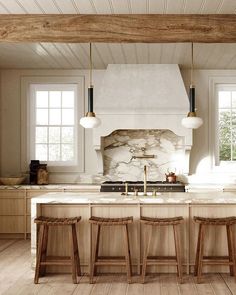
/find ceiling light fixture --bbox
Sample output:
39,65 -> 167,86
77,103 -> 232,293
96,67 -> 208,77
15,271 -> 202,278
181,43 -> 203,129
80,43 -> 101,129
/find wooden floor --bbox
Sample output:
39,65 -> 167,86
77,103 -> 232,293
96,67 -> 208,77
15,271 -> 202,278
1,240 -> 236,295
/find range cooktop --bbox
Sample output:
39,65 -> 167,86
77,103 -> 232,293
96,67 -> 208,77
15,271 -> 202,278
100,181 -> 185,192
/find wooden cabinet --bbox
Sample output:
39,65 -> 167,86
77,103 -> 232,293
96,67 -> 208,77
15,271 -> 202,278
0,190 -> 25,238
0,186 -> 98,239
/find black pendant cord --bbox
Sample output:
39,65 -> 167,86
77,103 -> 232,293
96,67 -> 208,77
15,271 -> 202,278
88,43 -> 94,114
189,86 -> 195,113
189,43 -> 195,113
88,87 -> 93,113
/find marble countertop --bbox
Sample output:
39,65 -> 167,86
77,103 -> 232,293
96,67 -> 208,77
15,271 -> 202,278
1,183 -> 236,192
31,191 -> 236,205
0,184 -> 100,190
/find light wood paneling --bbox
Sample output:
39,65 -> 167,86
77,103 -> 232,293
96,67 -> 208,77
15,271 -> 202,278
0,190 -> 25,199
0,0 -> 235,15
0,216 -> 24,233
26,215 -> 31,233
0,198 -> 24,215
0,42 -> 236,69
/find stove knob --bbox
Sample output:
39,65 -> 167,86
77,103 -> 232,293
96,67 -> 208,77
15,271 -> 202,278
112,187 -> 115,191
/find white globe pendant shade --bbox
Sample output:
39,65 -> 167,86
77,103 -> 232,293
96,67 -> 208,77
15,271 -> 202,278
181,115 -> 203,129
80,114 -> 101,129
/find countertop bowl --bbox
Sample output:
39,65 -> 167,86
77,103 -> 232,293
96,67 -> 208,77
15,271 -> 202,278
0,176 -> 25,185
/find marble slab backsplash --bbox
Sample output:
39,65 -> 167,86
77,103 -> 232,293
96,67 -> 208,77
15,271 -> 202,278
102,129 -> 185,181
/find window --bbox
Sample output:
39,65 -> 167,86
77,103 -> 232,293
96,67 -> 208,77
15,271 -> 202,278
216,85 -> 236,163
21,76 -> 84,174
30,84 -> 78,166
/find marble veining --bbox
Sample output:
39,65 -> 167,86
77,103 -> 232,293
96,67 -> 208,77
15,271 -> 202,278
103,129 -> 185,181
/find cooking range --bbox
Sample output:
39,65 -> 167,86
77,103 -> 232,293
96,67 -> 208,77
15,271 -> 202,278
100,181 -> 185,193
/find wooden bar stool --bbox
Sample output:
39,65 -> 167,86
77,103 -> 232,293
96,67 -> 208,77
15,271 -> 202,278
34,216 -> 81,284
141,216 -> 184,284
89,216 -> 133,284
194,216 -> 236,283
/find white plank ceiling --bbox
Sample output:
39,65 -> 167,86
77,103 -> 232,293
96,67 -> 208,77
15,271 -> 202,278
0,0 -> 235,69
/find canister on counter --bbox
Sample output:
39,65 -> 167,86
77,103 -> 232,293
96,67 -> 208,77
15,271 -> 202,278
37,164 -> 49,185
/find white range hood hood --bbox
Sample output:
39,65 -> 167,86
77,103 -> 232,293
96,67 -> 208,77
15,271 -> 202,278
93,64 -> 192,174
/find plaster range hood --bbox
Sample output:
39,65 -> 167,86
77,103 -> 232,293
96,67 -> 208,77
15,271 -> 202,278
93,64 -> 192,174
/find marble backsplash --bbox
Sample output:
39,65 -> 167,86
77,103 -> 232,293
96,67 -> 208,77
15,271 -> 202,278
102,129 -> 185,181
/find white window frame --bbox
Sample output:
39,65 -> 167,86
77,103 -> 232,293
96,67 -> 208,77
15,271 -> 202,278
209,76 -> 236,173
21,76 -> 85,173
30,83 -> 78,166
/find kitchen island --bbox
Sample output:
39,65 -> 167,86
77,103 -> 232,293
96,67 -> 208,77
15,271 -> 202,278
31,191 -> 236,274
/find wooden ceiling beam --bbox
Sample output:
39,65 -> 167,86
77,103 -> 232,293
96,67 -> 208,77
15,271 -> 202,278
0,14 -> 236,43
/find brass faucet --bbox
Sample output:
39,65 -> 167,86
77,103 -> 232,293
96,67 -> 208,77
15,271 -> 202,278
144,165 -> 147,196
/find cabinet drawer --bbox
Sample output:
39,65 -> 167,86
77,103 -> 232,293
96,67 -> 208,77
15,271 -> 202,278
0,216 -> 24,233
0,190 -> 25,199
0,199 -> 24,215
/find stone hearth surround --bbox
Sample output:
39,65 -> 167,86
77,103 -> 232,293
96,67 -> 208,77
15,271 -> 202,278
92,64 -> 192,177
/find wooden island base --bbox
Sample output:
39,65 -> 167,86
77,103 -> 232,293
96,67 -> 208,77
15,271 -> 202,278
31,192 -> 236,275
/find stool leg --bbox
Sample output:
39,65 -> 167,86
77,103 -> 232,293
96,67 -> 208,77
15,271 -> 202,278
94,225 -> 101,276
40,225 -> 48,276
197,224 -> 205,284
34,224 -> 45,284
227,225 -> 234,276
90,224 -> 100,284
123,224 -> 132,284
228,224 -> 236,281
194,224 -> 202,276
72,224 -> 81,277
69,225 -> 78,284
173,224 -> 183,284
141,224 -> 152,284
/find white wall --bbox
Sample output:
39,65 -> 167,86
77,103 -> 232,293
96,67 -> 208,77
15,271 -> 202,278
1,68 -> 236,184
0,69 -> 105,183
182,69 -> 236,184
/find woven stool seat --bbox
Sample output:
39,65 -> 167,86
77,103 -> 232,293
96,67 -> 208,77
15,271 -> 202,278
34,216 -> 81,225
194,216 -> 236,225
89,216 -> 133,225
141,216 -> 184,226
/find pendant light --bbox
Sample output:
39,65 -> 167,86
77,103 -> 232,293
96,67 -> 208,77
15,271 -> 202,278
80,43 -> 101,129
181,43 -> 203,129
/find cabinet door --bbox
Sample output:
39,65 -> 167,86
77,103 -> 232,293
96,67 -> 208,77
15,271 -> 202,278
0,190 -> 25,233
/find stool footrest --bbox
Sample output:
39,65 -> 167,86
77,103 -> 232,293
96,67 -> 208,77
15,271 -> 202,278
202,255 -> 233,265
40,256 -> 72,266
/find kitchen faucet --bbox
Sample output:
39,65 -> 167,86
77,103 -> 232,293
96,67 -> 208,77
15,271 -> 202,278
144,165 -> 147,196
